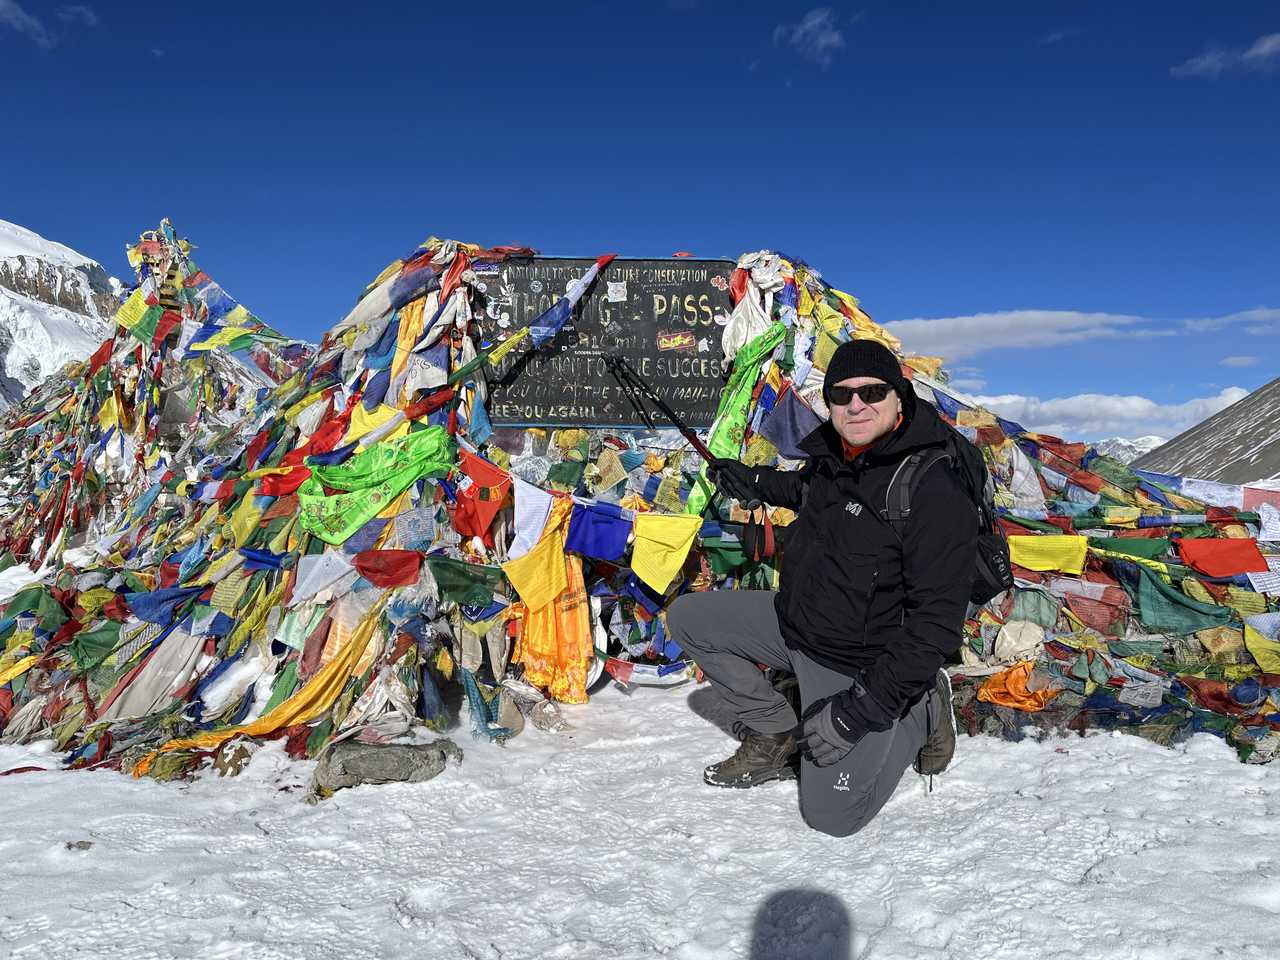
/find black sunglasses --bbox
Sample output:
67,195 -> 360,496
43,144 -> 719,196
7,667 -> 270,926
826,382 -> 894,406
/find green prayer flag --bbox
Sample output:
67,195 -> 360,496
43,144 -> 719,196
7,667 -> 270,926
262,660 -> 300,714
686,322 -> 787,516
298,426 -> 455,545
425,555 -> 506,608
3,586 -> 68,631
69,620 -> 123,670
1089,456 -> 1140,492
1136,566 -> 1231,635
1089,536 -> 1170,561
1011,588 -> 1061,628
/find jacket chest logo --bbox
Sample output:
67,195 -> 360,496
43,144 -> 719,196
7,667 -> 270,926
844,501 -> 862,517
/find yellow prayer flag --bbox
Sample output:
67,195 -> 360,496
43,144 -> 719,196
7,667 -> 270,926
1102,507 -> 1142,528
485,328 -> 530,368
223,305 -> 253,326
957,409 -> 997,428
227,494 -> 264,548
1008,535 -> 1088,575
113,288 -> 149,330
0,655 -> 38,688
187,325 -> 253,352
904,356 -> 945,378
1227,587 -> 1268,619
344,402 -> 408,447
502,512 -> 569,610
98,395 -> 119,431
283,389 -> 326,423
631,514 -> 702,593
391,295 -> 429,385
1244,624 -> 1280,674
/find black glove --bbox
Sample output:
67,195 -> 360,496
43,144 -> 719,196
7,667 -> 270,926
708,458 -> 761,505
800,673 -> 895,767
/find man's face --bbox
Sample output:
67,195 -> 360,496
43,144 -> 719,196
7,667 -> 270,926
829,376 -> 902,447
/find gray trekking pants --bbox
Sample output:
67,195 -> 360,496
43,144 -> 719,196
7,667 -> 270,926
668,590 -> 936,838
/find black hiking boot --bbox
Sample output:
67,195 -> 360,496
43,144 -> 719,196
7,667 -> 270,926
914,669 -> 956,777
704,729 -> 797,788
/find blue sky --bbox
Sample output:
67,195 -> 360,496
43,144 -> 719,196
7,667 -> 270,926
2,1 -> 1276,440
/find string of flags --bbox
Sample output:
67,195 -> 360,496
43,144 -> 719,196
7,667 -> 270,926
0,224 -> 1276,784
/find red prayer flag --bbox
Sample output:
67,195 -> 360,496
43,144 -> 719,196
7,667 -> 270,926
451,449 -> 511,544
259,468 -> 310,497
85,338 -> 115,376
352,550 -> 423,588
1175,537 -> 1268,577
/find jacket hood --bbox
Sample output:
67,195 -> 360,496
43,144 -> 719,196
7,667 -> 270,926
797,387 -> 951,466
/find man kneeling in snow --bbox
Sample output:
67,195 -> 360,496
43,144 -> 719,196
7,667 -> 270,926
668,341 -> 976,837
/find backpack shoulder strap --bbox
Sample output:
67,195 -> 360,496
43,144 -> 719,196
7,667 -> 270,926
882,448 -> 952,536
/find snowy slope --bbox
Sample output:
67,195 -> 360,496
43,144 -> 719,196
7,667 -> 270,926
1092,435 -> 1165,464
1135,376 -> 1280,483
0,220 -> 120,405
0,219 -> 100,267
0,684 -> 1276,960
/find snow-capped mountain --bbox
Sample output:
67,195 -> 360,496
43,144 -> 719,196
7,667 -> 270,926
1135,377 -> 1280,483
0,219 -> 122,406
1092,435 -> 1166,464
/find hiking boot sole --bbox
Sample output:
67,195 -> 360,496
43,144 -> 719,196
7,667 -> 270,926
704,757 -> 799,789
914,669 -> 957,777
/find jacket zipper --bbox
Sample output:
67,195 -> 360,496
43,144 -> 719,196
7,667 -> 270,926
862,569 -> 878,645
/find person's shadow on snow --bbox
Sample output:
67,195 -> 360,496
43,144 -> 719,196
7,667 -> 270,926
749,888 -> 852,960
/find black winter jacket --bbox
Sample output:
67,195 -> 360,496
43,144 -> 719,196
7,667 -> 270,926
750,395 -> 977,717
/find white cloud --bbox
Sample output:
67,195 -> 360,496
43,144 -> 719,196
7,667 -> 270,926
1219,355 -> 1260,368
884,305 -> 1279,362
57,4 -> 97,27
773,8 -> 848,67
1182,306 -> 1280,332
1172,32 -> 1280,77
0,0 -> 51,47
945,364 -> 987,391
970,387 -> 1249,441
883,309 -> 1165,362
1039,27 -> 1080,46
1244,32 -> 1280,63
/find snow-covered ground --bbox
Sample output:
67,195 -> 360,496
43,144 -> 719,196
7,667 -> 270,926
1,678 -> 1276,960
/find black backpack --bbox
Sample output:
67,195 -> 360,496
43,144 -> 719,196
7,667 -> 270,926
879,424 -> 1013,605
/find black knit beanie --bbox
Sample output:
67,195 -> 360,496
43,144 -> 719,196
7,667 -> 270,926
822,339 -> 910,402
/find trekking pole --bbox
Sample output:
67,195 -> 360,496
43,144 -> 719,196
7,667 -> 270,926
604,355 -> 715,464
605,355 -> 773,561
